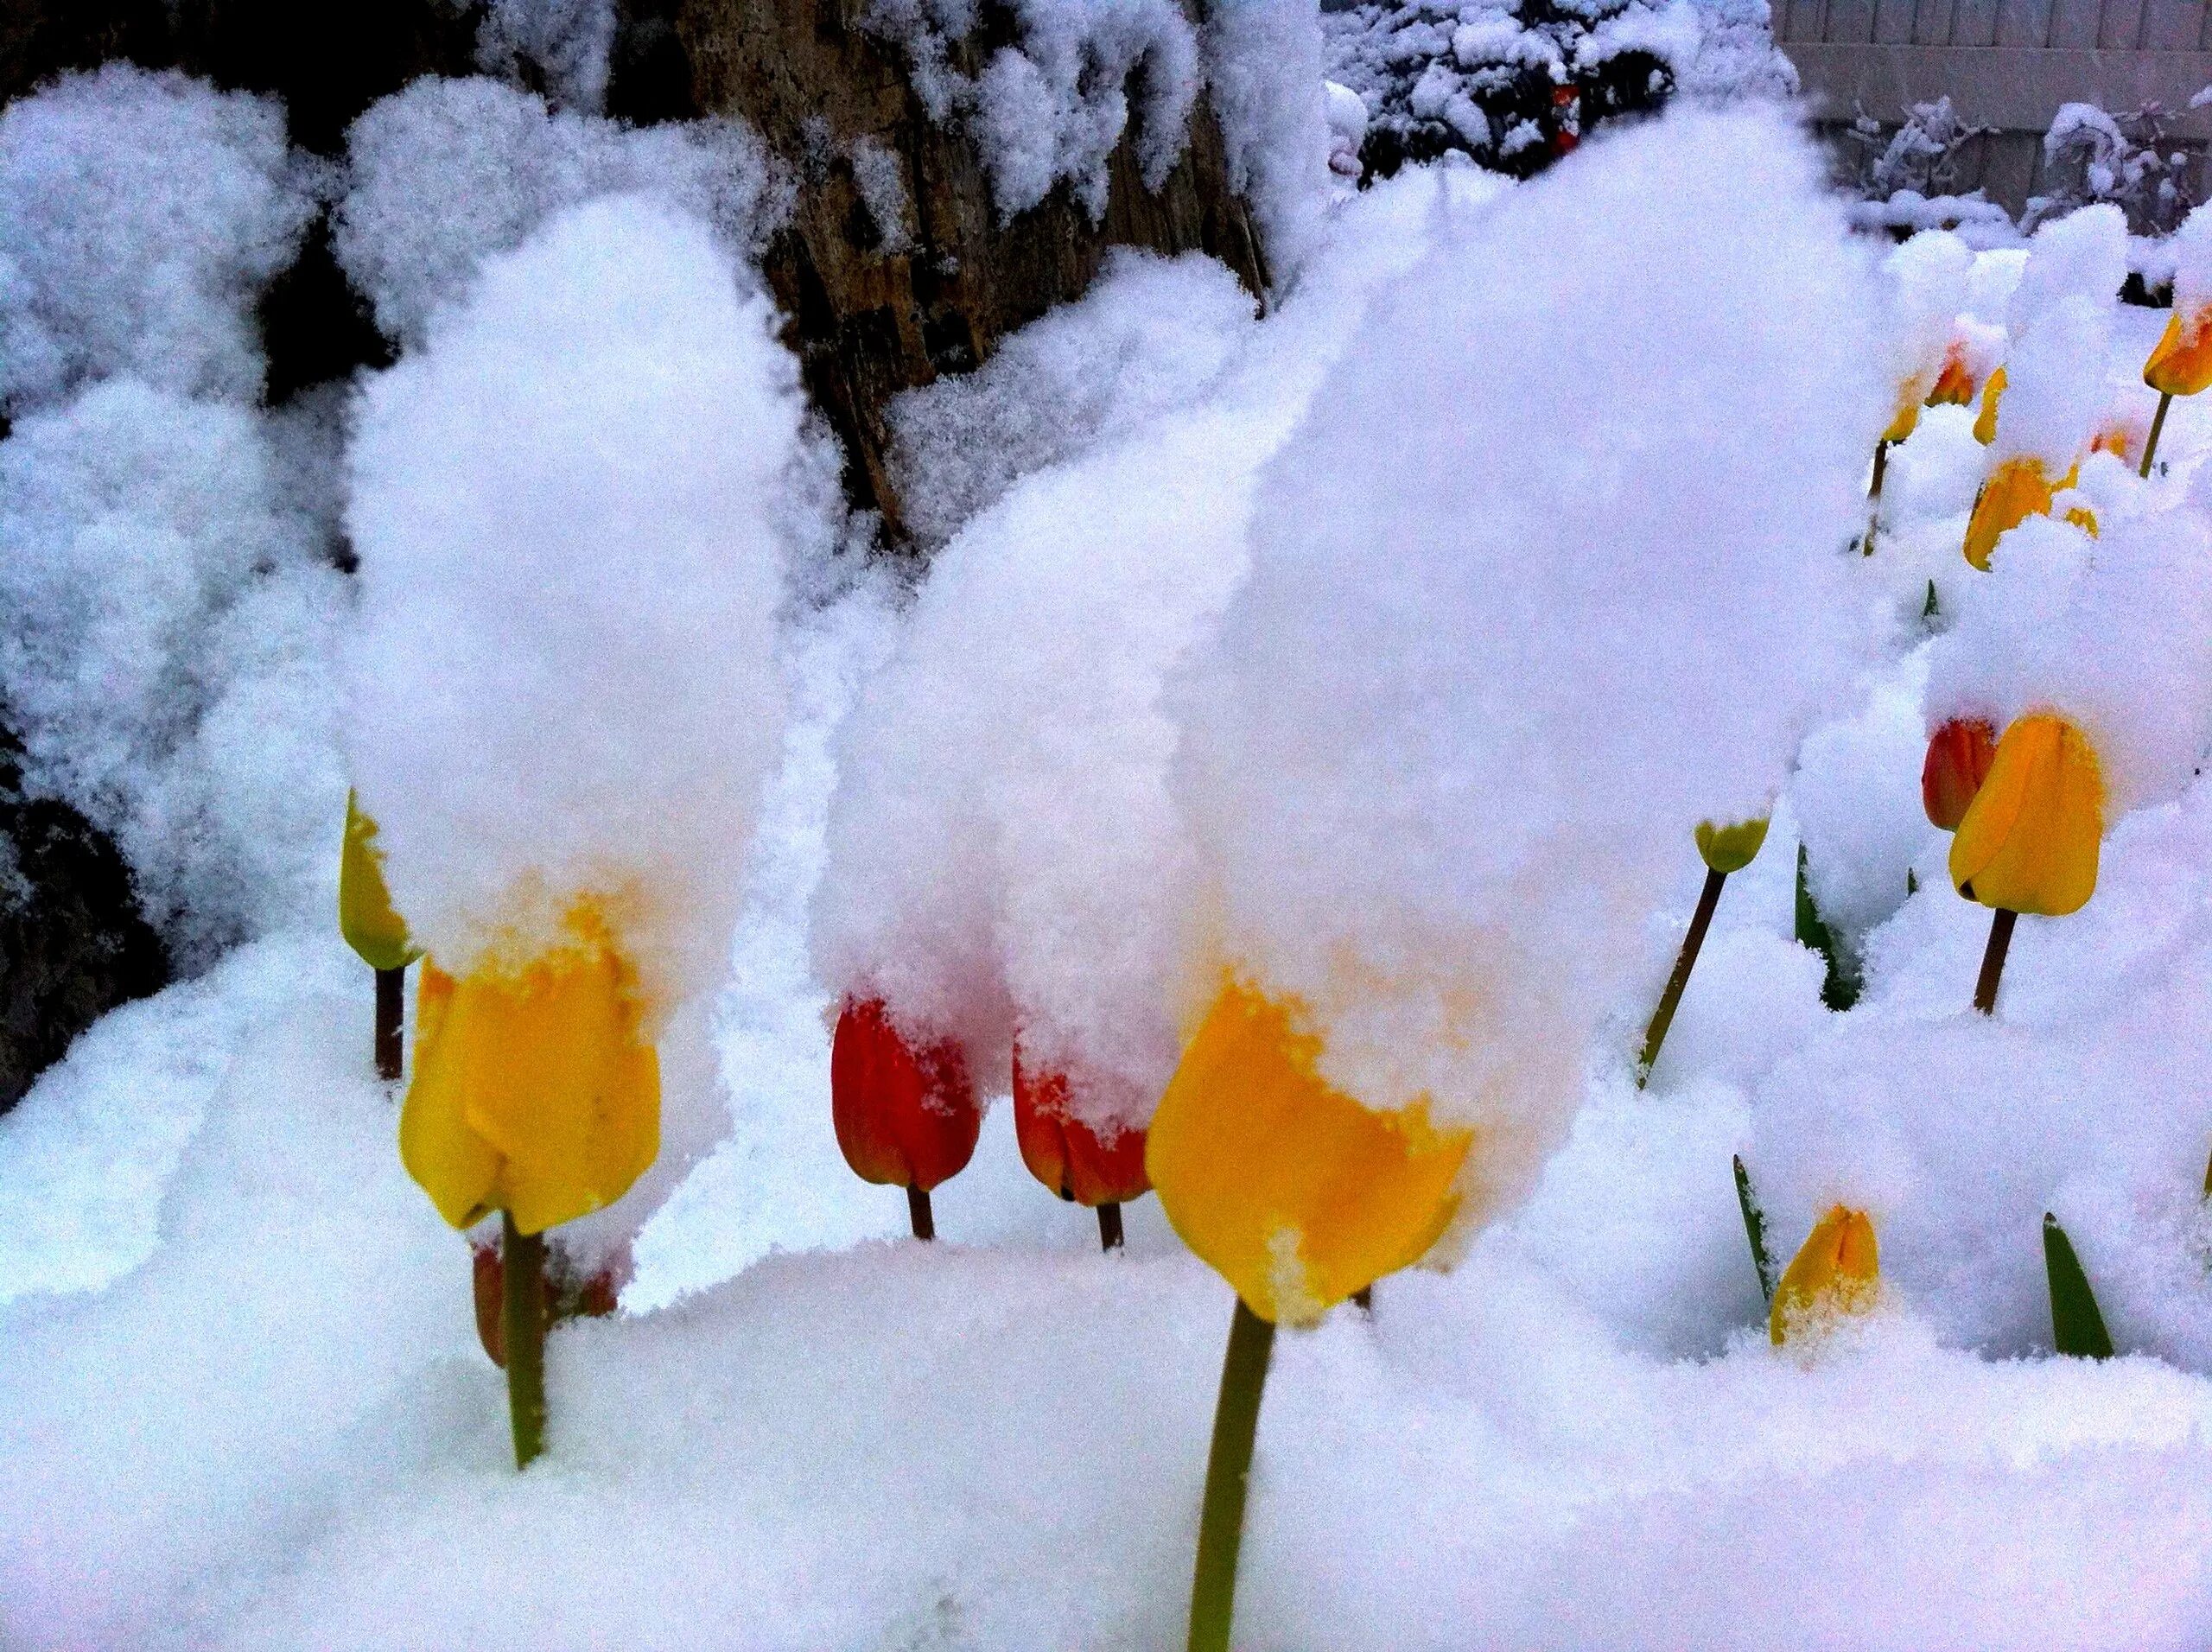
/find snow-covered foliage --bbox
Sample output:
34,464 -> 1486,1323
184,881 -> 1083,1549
334,77 -> 785,350
2027,98 -> 2196,237
1320,0 -> 1791,181
344,194 -> 805,1017
0,65 -> 319,416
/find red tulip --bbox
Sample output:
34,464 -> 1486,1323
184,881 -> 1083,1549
1923,717 -> 1999,832
1012,1044 -> 1151,1208
831,996 -> 980,1193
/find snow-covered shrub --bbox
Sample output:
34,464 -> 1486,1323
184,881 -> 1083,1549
1849,97 -> 1991,205
2026,99 -> 2196,237
1169,106 -> 1881,1241
334,77 -> 786,350
0,383 -> 346,963
0,65 -> 321,416
1321,0 -> 1790,182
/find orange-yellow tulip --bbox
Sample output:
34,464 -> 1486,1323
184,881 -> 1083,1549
1926,343 -> 1975,406
1963,456 -> 2057,570
1881,382 -> 1923,446
400,903 -> 659,1235
1770,1205 -> 1879,1345
2145,307 -> 2212,397
1974,365 -> 2005,445
1147,979 -> 1471,1325
1949,712 -> 2104,917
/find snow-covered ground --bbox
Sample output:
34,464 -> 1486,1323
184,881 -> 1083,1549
10,45 -> 2212,1652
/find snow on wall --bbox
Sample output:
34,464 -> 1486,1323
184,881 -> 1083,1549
0,65 -> 320,416
334,77 -> 787,351
1169,107 -> 1882,1239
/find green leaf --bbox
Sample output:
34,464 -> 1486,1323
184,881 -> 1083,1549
2044,1214 -> 2113,1359
1735,1153 -> 1776,1306
1796,844 -> 1862,1012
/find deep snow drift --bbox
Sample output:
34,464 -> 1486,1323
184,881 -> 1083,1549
7,62 -> 2212,1652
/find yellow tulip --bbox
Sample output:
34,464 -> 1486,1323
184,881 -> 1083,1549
1973,365 -> 2005,445
1695,816 -> 1770,875
1949,712 -> 2104,918
1770,1205 -> 1879,1345
2144,307 -> 2212,397
1147,979 -> 1472,1326
401,902 -> 659,1235
339,791 -> 420,973
1926,344 -> 1975,406
1962,455 -> 2056,570
1881,382 -> 1923,446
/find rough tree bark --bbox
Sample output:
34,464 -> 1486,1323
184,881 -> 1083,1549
673,0 -> 1269,537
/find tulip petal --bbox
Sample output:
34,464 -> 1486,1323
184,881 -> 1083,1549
398,963 -> 503,1229
1147,981 -> 1471,1326
339,791 -> 420,973
1948,714 -> 2103,918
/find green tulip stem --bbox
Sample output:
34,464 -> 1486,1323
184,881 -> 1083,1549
501,1211 -> 548,1470
907,1185 -> 936,1242
1864,439 -> 1891,555
374,965 -> 405,1083
1097,1202 -> 1124,1251
1187,1299 -> 1276,1652
1973,907 -> 2018,1016
1637,867 -> 1727,1088
2140,391 -> 2173,480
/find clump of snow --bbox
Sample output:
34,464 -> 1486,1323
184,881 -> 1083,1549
1792,661 -> 1937,949
2007,200 -> 2129,333
475,0 -> 620,113
2162,198 -> 2212,310
0,381 -> 347,962
344,194 -> 806,1019
1881,229 -> 1973,394
1169,108 -> 1880,1237
0,65 -> 320,416
886,249 -> 1259,548
845,134 -> 915,255
867,0 -> 1198,222
333,77 -> 785,350
1204,0 -> 1332,272
1991,295 -> 2115,466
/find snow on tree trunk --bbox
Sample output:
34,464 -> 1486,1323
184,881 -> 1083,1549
673,0 -> 1269,539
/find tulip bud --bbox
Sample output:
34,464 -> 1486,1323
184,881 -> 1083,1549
1694,816 -> 1770,875
1147,980 -> 1471,1326
1973,365 -> 2005,445
339,791 -> 420,973
1881,382 -> 1923,446
1949,712 -> 2104,918
399,903 -> 660,1235
2145,307 -> 2212,398
1962,455 -> 2056,571
1926,344 -> 1975,407
830,996 -> 981,1194
1011,1044 -> 1150,1208
1770,1205 -> 1878,1345
1921,717 -> 1997,831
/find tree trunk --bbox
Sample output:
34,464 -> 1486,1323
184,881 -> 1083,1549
673,0 -> 1268,539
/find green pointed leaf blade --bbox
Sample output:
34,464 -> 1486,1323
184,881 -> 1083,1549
1735,1154 -> 1776,1306
2044,1213 -> 2113,1359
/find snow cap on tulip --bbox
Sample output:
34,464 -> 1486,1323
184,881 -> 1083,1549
1949,711 -> 2104,917
1770,1205 -> 1879,1345
1147,979 -> 1471,1325
1881,230 -> 1973,431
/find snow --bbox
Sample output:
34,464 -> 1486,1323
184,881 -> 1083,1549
16,67 -> 2212,1652
474,0 -> 620,113
0,66 -> 319,416
334,78 -> 785,351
